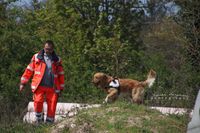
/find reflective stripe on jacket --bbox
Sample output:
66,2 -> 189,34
20,50 -> 65,92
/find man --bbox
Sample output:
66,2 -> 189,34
19,40 -> 65,124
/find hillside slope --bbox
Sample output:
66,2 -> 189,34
2,101 -> 188,133
50,101 -> 188,133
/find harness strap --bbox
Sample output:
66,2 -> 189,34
106,78 -> 121,95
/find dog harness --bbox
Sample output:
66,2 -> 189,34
109,79 -> 120,88
108,78 -> 121,95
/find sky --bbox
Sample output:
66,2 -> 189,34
12,0 -> 32,6
11,0 -> 178,15
11,0 -> 44,7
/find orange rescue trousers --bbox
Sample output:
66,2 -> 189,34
33,86 -> 58,122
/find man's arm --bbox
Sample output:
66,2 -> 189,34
19,55 -> 35,91
57,60 -> 65,91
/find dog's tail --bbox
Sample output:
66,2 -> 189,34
142,69 -> 156,88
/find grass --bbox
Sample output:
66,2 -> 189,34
70,101 -> 188,133
1,101 -> 189,133
0,123 -> 50,133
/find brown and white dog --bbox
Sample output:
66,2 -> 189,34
92,69 -> 156,104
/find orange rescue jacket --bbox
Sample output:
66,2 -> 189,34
20,50 -> 65,92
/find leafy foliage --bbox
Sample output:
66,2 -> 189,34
175,0 -> 200,71
0,0 -> 198,129
174,0 -> 200,102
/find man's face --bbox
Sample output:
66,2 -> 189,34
44,43 -> 54,55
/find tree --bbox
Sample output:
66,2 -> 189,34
87,0 -> 146,77
175,0 -> 200,71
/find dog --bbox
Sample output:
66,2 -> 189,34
92,69 -> 156,104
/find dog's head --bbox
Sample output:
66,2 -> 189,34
92,72 -> 109,88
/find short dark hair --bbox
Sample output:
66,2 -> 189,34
45,40 -> 54,47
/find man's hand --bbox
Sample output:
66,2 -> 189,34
55,90 -> 62,97
19,84 -> 25,92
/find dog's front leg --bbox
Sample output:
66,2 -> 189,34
104,96 -> 109,103
103,88 -> 118,103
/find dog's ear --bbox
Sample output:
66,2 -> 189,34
99,73 -> 107,82
92,72 -> 106,82
98,73 -> 109,87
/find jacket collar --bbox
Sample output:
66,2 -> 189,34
37,49 -> 59,62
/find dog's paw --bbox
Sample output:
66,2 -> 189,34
103,100 -> 107,104
103,99 -> 108,104
104,97 -> 109,103
103,101 -> 108,104
103,101 -> 108,105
